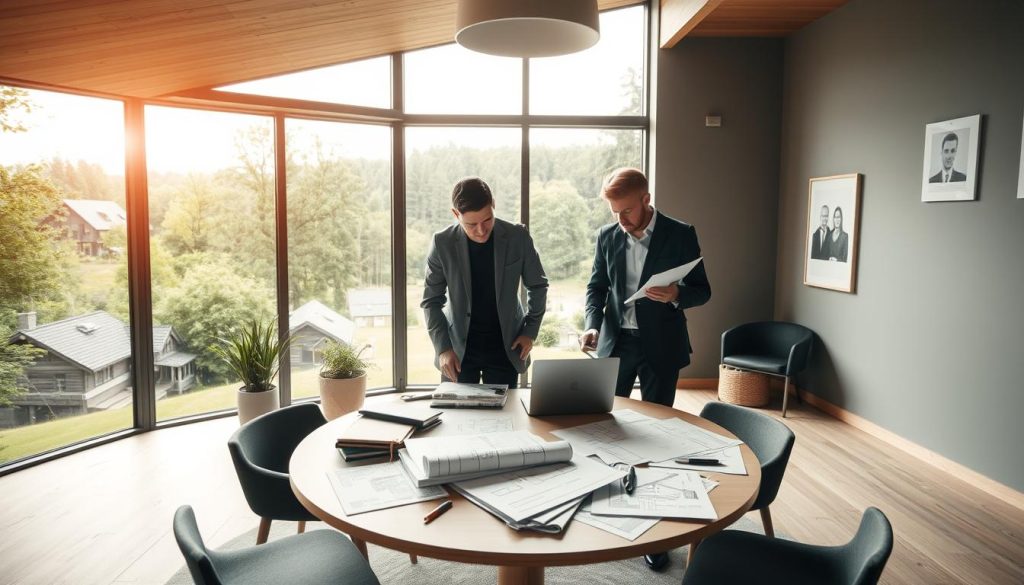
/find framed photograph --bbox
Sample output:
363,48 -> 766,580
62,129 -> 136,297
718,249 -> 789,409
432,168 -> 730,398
921,114 -> 981,202
804,173 -> 862,293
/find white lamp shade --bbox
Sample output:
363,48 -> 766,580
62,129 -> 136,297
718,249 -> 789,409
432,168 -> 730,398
455,0 -> 600,58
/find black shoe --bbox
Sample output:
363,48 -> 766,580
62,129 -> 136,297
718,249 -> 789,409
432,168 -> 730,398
643,552 -> 670,571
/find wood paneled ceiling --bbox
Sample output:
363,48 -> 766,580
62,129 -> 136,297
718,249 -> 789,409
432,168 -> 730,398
0,0 -> 847,99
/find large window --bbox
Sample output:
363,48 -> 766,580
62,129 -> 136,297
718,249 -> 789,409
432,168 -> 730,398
404,45 -> 522,115
145,106 -> 277,422
0,86 -> 132,464
285,119 -> 393,396
405,127 -> 522,384
216,56 -> 392,109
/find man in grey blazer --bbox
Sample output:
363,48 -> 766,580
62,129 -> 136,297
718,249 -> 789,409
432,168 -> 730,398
421,178 -> 548,388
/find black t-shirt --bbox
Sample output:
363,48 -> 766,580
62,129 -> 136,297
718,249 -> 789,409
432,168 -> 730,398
467,235 -> 501,337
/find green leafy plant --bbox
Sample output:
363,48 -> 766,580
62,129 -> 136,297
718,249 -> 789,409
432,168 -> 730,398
210,319 -> 289,393
319,340 -> 370,379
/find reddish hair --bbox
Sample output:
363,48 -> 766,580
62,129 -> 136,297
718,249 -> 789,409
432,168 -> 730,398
601,167 -> 648,200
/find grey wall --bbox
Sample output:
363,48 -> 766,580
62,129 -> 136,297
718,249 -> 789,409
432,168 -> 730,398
776,0 -> 1024,491
653,38 -> 784,378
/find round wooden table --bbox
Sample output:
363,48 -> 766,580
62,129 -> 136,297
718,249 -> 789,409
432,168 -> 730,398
290,391 -> 760,585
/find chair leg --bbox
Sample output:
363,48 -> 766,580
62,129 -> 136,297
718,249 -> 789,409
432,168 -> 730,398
297,520 -> 306,534
687,539 -> 702,567
409,554 -> 418,564
352,537 -> 369,559
759,507 -> 775,538
256,517 -> 272,545
781,377 -> 790,418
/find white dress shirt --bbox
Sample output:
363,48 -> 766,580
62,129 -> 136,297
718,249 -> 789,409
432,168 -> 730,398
621,209 -> 658,330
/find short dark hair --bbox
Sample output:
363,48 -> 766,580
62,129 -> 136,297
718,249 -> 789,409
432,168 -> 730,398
451,177 -> 494,213
941,132 -> 959,149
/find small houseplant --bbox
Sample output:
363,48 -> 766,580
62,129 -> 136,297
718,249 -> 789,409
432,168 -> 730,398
211,319 -> 289,425
318,340 -> 370,420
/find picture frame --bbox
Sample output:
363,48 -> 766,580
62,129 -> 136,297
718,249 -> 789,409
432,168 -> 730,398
921,114 -> 981,202
804,173 -> 862,293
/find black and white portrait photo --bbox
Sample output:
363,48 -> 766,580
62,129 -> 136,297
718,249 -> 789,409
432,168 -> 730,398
1018,110 -> 1024,199
921,114 -> 980,202
804,173 -> 861,293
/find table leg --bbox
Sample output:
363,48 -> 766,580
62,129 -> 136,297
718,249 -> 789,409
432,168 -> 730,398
497,566 -> 543,585
352,537 -> 368,559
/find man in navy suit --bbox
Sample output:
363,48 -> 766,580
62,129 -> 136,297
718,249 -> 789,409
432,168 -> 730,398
580,167 -> 711,572
929,132 -> 968,183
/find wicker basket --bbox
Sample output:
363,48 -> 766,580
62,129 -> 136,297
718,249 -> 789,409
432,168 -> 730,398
717,364 -> 770,407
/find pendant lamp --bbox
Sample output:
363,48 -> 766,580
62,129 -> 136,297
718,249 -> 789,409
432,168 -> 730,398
455,0 -> 600,58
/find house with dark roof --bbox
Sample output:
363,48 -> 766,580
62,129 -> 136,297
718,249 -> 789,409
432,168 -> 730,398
2,311 -> 196,427
58,199 -> 128,256
287,300 -> 356,366
347,288 -> 391,328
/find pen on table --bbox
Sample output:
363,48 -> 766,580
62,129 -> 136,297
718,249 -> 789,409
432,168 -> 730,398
675,458 -> 722,466
423,499 -> 453,524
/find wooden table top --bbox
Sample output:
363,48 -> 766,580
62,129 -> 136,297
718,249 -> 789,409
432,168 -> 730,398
290,391 -> 760,567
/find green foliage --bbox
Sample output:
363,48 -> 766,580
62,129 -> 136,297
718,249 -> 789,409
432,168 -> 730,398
537,324 -> 560,348
210,319 -> 288,393
319,341 -> 370,379
155,262 -> 275,383
530,181 -> 592,280
43,157 -> 124,204
0,86 -> 31,133
0,165 -> 73,322
0,323 -> 45,406
159,174 -> 222,255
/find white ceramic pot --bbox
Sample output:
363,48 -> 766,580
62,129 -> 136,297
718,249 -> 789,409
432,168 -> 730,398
319,374 -> 367,420
237,386 -> 280,425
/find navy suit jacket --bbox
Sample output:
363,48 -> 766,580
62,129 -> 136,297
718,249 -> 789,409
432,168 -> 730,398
584,211 -> 711,372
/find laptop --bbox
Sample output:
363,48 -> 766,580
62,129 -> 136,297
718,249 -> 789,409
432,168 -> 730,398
521,358 -> 620,416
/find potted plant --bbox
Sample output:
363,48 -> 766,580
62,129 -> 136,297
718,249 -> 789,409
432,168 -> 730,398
318,340 -> 370,420
212,319 -> 289,425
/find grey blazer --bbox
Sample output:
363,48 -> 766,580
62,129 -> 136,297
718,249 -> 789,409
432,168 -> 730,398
421,218 -> 548,374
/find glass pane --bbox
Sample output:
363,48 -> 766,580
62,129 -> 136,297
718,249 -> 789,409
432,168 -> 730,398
285,119 -> 393,396
0,85 -> 132,464
528,128 -> 643,366
404,44 -> 522,115
530,6 -> 645,116
405,127 -> 521,384
216,56 -> 391,109
145,106 -> 277,422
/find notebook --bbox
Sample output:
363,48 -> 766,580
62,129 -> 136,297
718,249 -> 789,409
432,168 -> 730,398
335,416 -> 416,450
358,403 -> 443,429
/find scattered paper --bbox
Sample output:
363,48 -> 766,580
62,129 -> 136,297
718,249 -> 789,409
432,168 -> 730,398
649,445 -> 747,476
589,469 -> 717,521
624,257 -> 703,304
326,461 -> 447,516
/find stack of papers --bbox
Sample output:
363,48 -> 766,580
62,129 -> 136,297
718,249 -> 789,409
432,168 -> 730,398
430,382 -> 508,408
398,430 -> 572,487
326,461 -> 447,516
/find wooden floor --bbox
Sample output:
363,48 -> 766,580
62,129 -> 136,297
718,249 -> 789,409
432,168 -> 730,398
1,389 -> 1021,585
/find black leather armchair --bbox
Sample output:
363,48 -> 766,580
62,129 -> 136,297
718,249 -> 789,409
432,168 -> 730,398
683,507 -> 894,585
721,321 -> 813,417
173,505 -> 380,585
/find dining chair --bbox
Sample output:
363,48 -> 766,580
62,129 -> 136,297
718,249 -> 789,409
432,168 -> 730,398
173,505 -> 380,585
699,401 -> 795,539
682,507 -> 894,585
228,403 -> 417,563
721,321 -> 813,417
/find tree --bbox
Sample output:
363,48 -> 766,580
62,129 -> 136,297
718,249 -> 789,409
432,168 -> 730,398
0,86 -> 31,133
0,323 -> 45,407
155,262 -> 275,384
159,174 -> 222,255
529,181 -> 591,280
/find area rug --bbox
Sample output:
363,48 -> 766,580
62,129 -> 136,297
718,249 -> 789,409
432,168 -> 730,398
166,515 -> 774,584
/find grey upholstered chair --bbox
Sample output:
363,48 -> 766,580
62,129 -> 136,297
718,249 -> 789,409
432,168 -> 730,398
228,403 -> 326,544
682,507 -> 894,585
700,401 -> 795,539
721,321 -> 813,417
173,505 -> 380,585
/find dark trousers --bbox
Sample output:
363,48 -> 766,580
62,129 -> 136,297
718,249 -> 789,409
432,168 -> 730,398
611,331 -> 679,407
443,331 -> 519,389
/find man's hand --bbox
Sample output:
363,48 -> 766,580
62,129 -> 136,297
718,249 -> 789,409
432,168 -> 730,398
439,349 -> 461,381
645,284 -> 680,304
511,335 -> 534,360
580,329 -> 599,352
